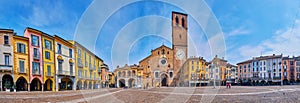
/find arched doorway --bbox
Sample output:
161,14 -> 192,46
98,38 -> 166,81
119,79 -> 125,88
2,74 -> 14,91
77,81 -> 82,90
89,82 -> 92,89
44,79 -> 53,91
128,78 -> 135,88
16,77 -> 28,91
161,74 -> 168,86
59,78 -> 73,91
93,82 -> 97,89
30,78 -> 42,91
84,81 -> 87,89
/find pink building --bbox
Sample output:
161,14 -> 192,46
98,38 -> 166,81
237,60 -> 252,84
101,64 -> 109,87
24,27 -> 44,91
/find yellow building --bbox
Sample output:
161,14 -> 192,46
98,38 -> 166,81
108,72 -> 115,87
42,33 -> 55,91
183,56 -> 208,87
13,35 -> 30,91
114,64 -> 143,88
69,41 -> 103,90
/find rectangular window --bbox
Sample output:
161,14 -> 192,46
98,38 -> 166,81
4,35 -> 9,45
57,43 -> 61,54
155,72 -> 159,78
17,43 -> 26,53
70,63 -> 73,75
85,70 -> 87,78
85,52 -> 87,66
90,72 -> 92,78
45,51 -> 50,59
191,73 -> 194,80
33,48 -> 39,59
32,62 -> 40,74
58,61 -> 62,74
169,71 -> 173,78
31,35 -> 39,46
45,40 -> 52,50
69,48 -> 72,58
78,49 -> 81,58
78,70 -> 82,78
47,65 -> 51,76
4,55 -> 9,66
192,66 -> 194,70
19,60 -> 25,73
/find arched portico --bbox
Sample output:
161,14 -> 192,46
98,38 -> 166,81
2,74 -> 14,91
30,78 -> 42,91
118,79 -> 125,88
128,78 -> 135,88
16,76 -> 28,91
44,79 -> 53,91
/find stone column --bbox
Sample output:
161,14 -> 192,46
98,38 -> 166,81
73,79 -> 76,90
28,83 -> 30,91
56,77 -> 59,91
116,79 -> 119,88
125,79 -> 128,87
0,80 -> 2,91
42,83 -> 44,91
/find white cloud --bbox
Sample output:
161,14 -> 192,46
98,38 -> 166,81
227,27 -> 250,36
23,1 -> 70,27
237,19 -> 300,61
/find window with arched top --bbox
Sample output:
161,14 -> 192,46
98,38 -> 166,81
182,18 -> 185,27
128,71 -> 131,77
122,71 -> 126,77
118,71 -> 121,77
175,16 -> 179,25
132,70 -> 136,76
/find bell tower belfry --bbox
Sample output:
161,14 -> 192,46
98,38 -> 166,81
172,11 -> 188,78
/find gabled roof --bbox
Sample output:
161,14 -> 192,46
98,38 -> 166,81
0,28 -> 13,33
151,44 -> 172,52
139,44 -> 172,63
237,59 -> 252,65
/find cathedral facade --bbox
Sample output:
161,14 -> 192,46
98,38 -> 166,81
114,11 -> 188,88
139,11 -> 188,87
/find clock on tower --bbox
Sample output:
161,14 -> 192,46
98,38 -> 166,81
172,11 -> 188,74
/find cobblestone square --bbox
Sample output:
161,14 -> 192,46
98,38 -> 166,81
1,86 -> 300,103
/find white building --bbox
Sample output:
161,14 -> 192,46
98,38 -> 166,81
0,29 -> 14,91
54,35 -> 76,91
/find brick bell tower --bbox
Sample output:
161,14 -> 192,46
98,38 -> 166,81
172,11 -> 188,78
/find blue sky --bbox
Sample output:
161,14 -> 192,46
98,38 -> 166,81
1,0 -> 300,71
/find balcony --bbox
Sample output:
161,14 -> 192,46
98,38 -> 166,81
33,53 -> 40,60
273,77 -> 281,80
98,68 -> 101,73
57,70 -> 74,76
0,65 -> 13,71
89,64 -> 95,70
77,59 -> 83,68
251,77 -> 260,80
32,70 -> 41,75
18,68 -> 27,74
